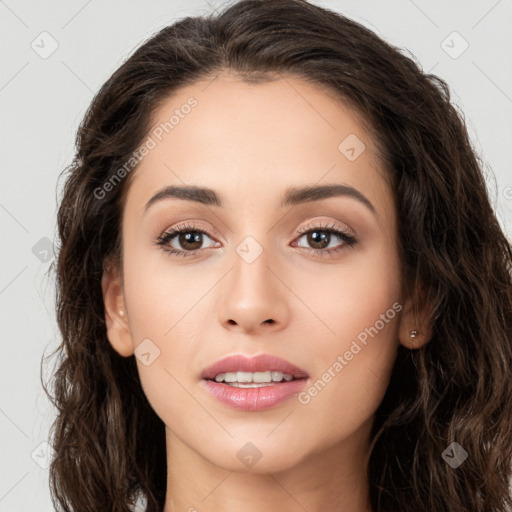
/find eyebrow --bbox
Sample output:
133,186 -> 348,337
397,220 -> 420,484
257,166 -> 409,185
144,183 -> 377,216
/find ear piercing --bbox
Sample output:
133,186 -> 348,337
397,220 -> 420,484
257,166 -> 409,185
410,329 -> 418,340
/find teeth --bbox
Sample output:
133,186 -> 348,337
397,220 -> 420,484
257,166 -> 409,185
226,382 -> 278,388
253,371 -> 271,383
237,371 -> 253,383
213,371 -> 295,383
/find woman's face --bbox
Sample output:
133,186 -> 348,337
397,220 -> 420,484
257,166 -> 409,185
104,73 -> 418,474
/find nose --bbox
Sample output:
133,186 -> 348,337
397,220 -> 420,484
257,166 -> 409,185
218,247 -> 290,335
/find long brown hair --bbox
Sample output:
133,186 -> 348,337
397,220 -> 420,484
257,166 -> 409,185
42,0 -> 512,510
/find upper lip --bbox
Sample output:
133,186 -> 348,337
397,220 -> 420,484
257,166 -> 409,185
201,354 -> 309,380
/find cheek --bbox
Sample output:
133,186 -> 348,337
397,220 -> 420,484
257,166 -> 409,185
291,238 -> 401,347
290,312 -> 399,461
298,311 -> 399,424
121,240 -> 206,340
289,246 -> 401,433
120,245 -> 211,419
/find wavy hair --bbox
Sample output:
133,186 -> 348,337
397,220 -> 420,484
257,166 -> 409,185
42,0 -> 512,510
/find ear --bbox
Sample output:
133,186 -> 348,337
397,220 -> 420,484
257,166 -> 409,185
398,279 -> 434,350
101,260 -> 134,357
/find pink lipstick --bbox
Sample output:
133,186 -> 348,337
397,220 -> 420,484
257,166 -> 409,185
200,354 -> 309,411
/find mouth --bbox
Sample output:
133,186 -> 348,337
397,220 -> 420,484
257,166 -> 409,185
200,353 -> 309,381
200,354 -> 309,411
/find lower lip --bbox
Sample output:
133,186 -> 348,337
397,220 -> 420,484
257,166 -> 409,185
201,378 -> 308,411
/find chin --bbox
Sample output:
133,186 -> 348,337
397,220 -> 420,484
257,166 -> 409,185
202,443 -> 306,474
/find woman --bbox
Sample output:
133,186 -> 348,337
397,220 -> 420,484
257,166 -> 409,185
42,0 -> 512,510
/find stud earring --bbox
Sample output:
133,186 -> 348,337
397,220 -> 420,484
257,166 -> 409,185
410,329 -> 418,340
119,310 -> 124,317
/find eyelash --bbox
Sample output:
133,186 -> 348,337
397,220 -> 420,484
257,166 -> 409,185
155,221 -> 357,259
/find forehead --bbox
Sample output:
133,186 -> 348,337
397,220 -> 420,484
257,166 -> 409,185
125,73 -> 389,215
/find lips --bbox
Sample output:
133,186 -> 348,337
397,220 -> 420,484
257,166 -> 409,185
200,354 -> 309,381
200,354 -> 309,411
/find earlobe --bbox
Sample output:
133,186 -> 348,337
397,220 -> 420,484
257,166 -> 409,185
398,281 -> 434,350
101,262 -> 134,357
399,327 -> 430,350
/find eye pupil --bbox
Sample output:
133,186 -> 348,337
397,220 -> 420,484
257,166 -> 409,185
179,231 -> 202,250
308,231 -> 329,249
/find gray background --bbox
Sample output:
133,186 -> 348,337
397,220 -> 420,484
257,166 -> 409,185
1,0 -> 511,510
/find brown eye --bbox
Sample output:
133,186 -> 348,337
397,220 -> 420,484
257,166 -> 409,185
175,231 -> 204,251
302,230 -> 331,249
156,222 -> 219,258
294,222 -> 357,257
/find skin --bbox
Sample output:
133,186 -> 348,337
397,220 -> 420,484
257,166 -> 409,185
102,73 -> 431,512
